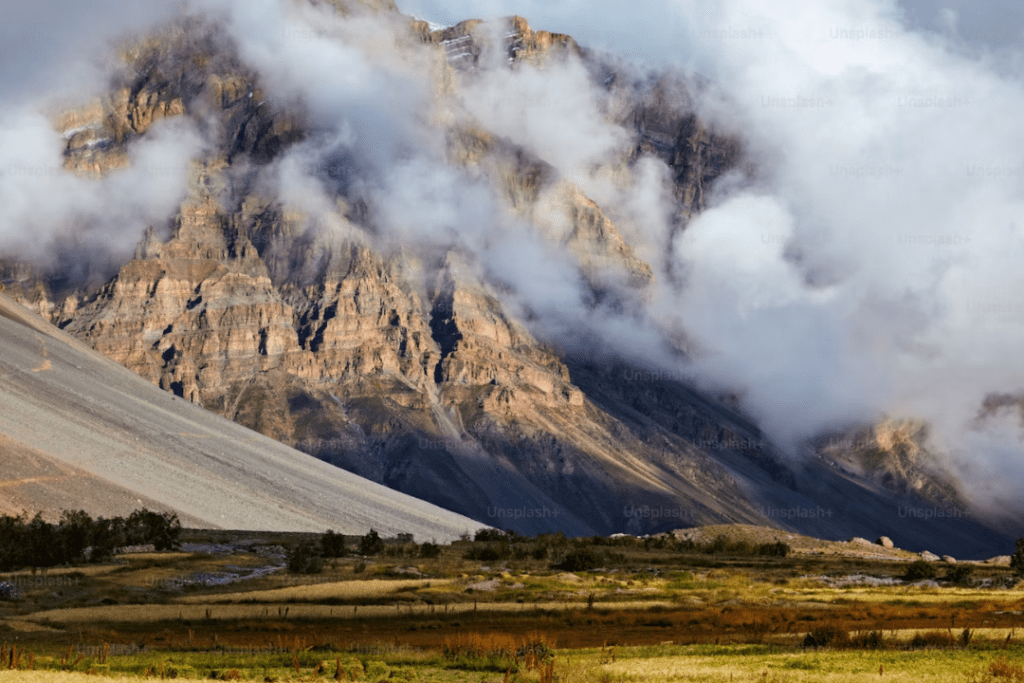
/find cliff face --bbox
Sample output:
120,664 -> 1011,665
813,419 -> 966,507
3,5 -> 1008,553
12,10 -> 761,536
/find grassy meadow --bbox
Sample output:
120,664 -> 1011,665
0,528 -> 1022,681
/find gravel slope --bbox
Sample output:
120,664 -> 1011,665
0,292 -> 484,540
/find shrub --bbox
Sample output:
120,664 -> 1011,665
675,538 -> 697,552
286,541 -> 323,574
56,510 -> 93,564
359,529 -> 384,556
849,630 -> 885,649
757,541 -> 791,557
908,630 -> 954,649
87,517 -> 119,563
321,530 -> 346,558
960,628 -> 973,647
124,509 -> 182,551
0,514 -> 29,571
1011,538 -> 1024,577
464,544 -> 511,562
706,535 -> 729,554
903,560 -> 938,581
553,548 -> 601,572
803,623 -> 850,649
988,657 -> 1024,681
419,542 -> 442,558
474,529 -> 508,543
26,513 -> 57,567
536,532 -> 568,549
943,564 -> 974,586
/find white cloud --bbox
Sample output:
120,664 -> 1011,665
0,111 -> 202,267
459,56 -> 632,178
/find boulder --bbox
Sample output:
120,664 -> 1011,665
942,555 -> 957,564
850,537 -> 873,546
877,536 -> 894,549
920,550 -> 940,561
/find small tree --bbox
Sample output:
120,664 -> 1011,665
88,517 -> 117,563
321,530 -> 347,558
359,529 -> 384,556
27,513 -> 57,569
286,541 -> 323,574
125,509 -> 181,551
474,529 -> 507,543
57,510 -> 94,565
1011,538 -> 1024,578
0,514 -> 28,572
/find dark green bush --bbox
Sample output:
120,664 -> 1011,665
359,529 -> 385,556
674,539 -> 697,552
464,543 -> 511,562
321,529 -> 347,558
904,560 -> 939,581
1011,538 -> 1024,577
756,541 -> 791,557
286,541 -> 323,574
536,531 -> 568,549
553,547 -> 601,572
849,630 -> 885,649
909,630 -> 955,649
672,535 -> 789,557
419,542 -> 442,558
706,535 -> 729,554
943,564 -> 974,586
474,529 -> 508,543
125,509 -> 181,551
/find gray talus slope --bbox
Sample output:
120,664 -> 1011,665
0,292 -> 483,540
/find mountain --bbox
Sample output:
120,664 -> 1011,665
0,289 -> 482,540
0,1 -> 1016,557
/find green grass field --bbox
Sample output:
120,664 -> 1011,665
1,527 -> 1022,682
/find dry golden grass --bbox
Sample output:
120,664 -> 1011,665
872,627 -> 1017,643
595,650 -> 1014,683
27,599 -> 673,625
779,587 -> 1024,603
0,675 -> 206,683
176,577 -> 454,604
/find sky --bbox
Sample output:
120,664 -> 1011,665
2,0 -> 1024,518
397,0 -> 1024,70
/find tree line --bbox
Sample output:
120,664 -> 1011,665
0,509 -> 181,572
